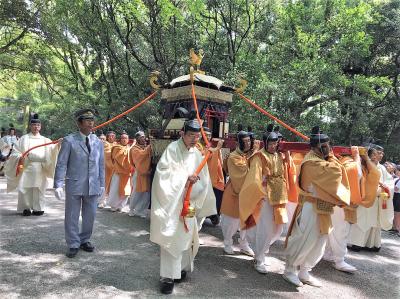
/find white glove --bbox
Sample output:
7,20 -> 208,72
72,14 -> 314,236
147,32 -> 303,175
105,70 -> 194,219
54,187 -> 64,201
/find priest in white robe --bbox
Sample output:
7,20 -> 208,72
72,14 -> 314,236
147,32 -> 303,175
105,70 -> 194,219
5,114 -> 59,216
150,119 -> 216,295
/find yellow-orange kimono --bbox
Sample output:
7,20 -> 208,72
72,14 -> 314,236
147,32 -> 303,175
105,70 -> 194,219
239,149 -> 296,268
220,149 -> 248,218
324,154 -> 380,266
128,144 -> 152,217
130,144 -> 152,192
197,142 -> 225,214
239,149 -> 297,229
284,151 -> 350,277
104,141 -> 114,195
220,148 -> 251,252
107,144 -> 133,210
197,142 -> 225,192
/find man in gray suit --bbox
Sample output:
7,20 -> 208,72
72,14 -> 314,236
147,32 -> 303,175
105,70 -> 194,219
54,108 -> 105,258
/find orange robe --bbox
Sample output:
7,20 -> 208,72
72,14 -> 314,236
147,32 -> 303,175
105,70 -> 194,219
220,149 -> 248,218
208,150 -> 225,191
111,144 -> 133,197
294,151 -> 351,234
130,144 -> 152,192
339,156 -> 380,223
239,149 -> 296,229
104,141 -> 115,195
196,142 -> 224,191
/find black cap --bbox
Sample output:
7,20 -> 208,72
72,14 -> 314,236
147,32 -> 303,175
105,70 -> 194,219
237,130 -> 249,141
120,130 -> 128,136
263,124 -> 279,143
310,126 -> 329,147
237,131 -> 249,151
106,130 -> 115,135
30,113 -> 41,124
74,108 -> 96,121
184,119 -> 201,133
263,131 -> 279,143
273,126 -> 283,139
203,127 -> 211,133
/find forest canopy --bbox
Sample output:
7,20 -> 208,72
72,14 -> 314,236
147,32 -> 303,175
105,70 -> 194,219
0,0 -> 399,161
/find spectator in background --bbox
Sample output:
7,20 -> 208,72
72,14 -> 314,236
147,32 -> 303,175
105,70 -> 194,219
393,165 -> 400,236
384,161 -> 396,178
2,125 -> 18,147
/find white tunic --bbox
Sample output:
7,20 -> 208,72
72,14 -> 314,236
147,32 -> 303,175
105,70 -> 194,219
5,133 -> 58,193
348,163 -> 395,246
150,138 -> 216,258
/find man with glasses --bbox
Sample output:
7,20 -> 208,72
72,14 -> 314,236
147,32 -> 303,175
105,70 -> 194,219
150,119 -> 216,294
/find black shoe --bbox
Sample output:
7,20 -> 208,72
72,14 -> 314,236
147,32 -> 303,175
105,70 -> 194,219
80,242 -> 95,252
32,211 -> 44,216
209,214 -> 220,226
174,271 -> 187,283
66,248 -> 79,258
369,246 -> 381,252
160,278 -> 174,294
347,245 -> 362,252
22,209 -> 31,216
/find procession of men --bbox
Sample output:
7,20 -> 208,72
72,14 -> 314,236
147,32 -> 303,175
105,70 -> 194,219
0,109 -> 397,296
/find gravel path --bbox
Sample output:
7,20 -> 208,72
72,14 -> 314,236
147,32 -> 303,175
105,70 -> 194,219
0,177 -> 399,298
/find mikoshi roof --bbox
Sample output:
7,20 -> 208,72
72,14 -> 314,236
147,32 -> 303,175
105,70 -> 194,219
166,73 -> 234,92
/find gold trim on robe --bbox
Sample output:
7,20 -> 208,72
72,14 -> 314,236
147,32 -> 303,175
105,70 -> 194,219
295,151 -> 351,234
239,149 -> 294,229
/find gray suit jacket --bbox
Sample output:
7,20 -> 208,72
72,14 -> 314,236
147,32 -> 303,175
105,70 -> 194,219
54,132 -> 105,196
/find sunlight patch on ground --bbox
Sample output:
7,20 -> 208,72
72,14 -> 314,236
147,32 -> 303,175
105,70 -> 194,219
0,253 -> 61,264
128,229 -> 150,237
222,268 -> 239,279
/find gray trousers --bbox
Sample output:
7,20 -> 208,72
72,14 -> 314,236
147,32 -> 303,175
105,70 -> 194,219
65,195 -> 98,248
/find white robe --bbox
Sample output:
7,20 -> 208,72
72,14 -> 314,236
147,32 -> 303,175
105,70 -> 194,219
150,138 -> 216,259
348,163 -> 395,247
4,133 -> 58,211
107,173 -> 129,209
285,202 -> 328,273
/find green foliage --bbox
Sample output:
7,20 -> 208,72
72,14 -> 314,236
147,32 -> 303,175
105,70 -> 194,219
0,0 -> 398,161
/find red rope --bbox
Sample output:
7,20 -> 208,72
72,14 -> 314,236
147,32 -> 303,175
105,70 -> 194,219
237,93 -> 310,141
180,83 -> 212,231
16,140 -> 60,176
93,91 -> 158,131
191,83 -> 210,147
15,91 -> 158,176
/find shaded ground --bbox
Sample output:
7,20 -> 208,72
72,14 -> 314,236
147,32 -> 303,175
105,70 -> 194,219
0,177 -> 399,298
